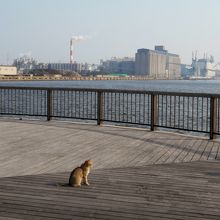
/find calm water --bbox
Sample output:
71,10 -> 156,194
0,80 -> 220,94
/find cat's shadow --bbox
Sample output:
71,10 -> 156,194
47,182 -> 90,187
47,182 -> 70,187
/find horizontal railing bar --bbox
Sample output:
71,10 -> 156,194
0,86 -> 220,98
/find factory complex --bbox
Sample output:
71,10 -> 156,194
1,36 -> 220,80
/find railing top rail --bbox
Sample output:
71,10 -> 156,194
0,85 -> 220,98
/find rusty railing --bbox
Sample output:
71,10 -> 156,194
0,86 -> 219,139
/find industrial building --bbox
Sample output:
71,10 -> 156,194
13,55 -> 37,73
191,54 -> 216,78
135,46 -> 181,79
180,53 -> 220,79
48,63 -> 81,72
0,65 -> 17,75
100,57 -> 135,75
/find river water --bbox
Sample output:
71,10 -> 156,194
0,80 -> 220,94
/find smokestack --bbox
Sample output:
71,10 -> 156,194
70,39 -> 74,64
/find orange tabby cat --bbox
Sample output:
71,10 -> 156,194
69,160 -> 93,187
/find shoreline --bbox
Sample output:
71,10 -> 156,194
0,75 -> 181,81
1,75 -> 219,81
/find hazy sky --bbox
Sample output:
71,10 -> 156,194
1,0 -> 220,65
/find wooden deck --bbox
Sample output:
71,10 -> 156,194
0,119 -> 220,219
0,161 -> 220,219
0,119 -> 220,178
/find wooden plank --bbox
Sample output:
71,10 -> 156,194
214,142 -> 220,160
191,140 -> 207,161
0,217 -> 21,220
200,140 -> 212,160
183,139 -> 205,162
209,142 -> 220,160
206,141 -> 215,160
157,136 -> 187,164
143,134 -> 179,165
171,140 -> 190,162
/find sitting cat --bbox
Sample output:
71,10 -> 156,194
69,159 -> 93,187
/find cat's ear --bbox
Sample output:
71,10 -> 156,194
85,159 -> 93,166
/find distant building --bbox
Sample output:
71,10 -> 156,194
32,63 -> 48,70
181,64 -> 193,79
80,63 -> 99,76
48,63 -> 81,72
135,46 -> 181,79
13,55 -> 37,73
100,57 -> 135,75
0,65 -> 17,75
192,55 -> 216,78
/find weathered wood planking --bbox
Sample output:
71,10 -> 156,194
0,119 -> 220,178
0,161 -> 220,219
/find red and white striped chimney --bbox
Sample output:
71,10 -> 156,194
70,38 -> 74,64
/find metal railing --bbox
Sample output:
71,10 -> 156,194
0,86 -> 220,139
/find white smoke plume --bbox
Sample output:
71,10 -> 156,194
71,35 -> 89,41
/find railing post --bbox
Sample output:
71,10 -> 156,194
97,91 -> 103,125
151,94 -> 157,131
210,97 -> 217,140
47,89 -> 52,121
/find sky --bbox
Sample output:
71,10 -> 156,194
0,0 -> 220,65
